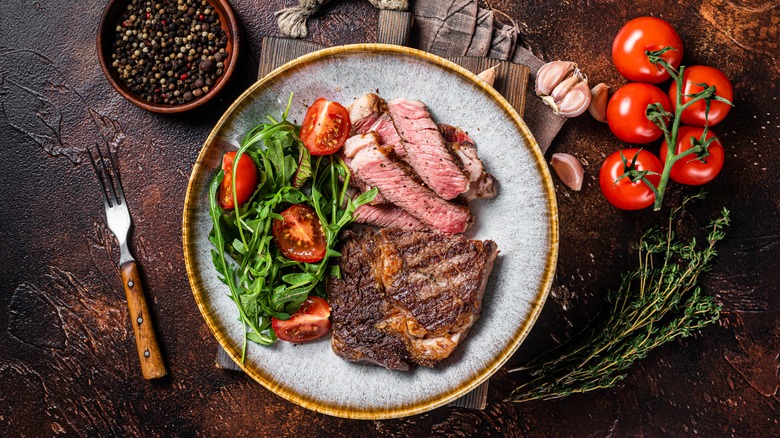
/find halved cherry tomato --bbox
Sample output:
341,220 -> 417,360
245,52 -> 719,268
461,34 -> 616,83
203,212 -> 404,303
607,83 -> 672,144
660,126 -> 724,185
271,296 -> 331,343
670,65 -> 733,127
272,204 -> 327,263
612,17 -> 683,84
599,148 -> 662,210
299,98 -> 351,155
218,151 -> 258,209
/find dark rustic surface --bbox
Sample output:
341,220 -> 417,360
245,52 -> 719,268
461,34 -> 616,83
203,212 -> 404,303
1,0 -> 778,436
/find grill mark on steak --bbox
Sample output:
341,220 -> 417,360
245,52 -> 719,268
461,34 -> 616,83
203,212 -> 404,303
328,229 -> 499,370
346,134 -> 470,234
387,99 -> 469,200
329,231 -> 413,370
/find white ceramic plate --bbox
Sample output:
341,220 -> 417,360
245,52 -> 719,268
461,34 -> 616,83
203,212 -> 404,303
183,44 -> 558,419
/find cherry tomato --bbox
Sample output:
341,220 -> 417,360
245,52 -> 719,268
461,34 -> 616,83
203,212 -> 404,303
218,151 -> 258,210
670,66 -> 733,127
272,297 -> 331,343
612,17 -> 683,84
599,148 -> 663,210
659,126 -> 724,185
607,83 -> 672,144
272,204 -> 327,263
299,98 -> 351,155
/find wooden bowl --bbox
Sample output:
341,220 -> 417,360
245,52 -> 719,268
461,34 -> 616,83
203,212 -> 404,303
97,0 -> 240,114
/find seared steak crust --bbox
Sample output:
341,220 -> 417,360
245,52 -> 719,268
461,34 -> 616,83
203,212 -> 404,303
328,231 -> 413,370
328,229 -> 499,370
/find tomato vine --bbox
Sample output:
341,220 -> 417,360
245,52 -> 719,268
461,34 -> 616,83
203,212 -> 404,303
644,48 -> 733,210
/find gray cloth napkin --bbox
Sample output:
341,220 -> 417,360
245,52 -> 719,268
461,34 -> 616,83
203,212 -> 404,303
413,1 -> 565,153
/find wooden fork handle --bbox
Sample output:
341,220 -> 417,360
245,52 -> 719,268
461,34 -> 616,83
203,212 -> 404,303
120,261 -> 167,380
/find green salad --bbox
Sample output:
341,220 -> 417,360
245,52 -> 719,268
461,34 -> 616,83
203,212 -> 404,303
208,95 -> 375,359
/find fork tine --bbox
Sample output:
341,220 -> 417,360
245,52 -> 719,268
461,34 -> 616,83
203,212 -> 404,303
95,143 -> 119,207
88,147 -> 111,209
103,143 -> 126,204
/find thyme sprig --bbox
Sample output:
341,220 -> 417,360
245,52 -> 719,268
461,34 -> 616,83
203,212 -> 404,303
507,192 -> 729,402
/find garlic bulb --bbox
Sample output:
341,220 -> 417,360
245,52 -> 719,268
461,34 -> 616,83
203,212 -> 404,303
550,153 -> 584,191
535,61 -> 591,118
535,61 -> 576,96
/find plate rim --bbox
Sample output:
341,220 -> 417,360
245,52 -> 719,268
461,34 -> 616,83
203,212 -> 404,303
182,43 -> 559,419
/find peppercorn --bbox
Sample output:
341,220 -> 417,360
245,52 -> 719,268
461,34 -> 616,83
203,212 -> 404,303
110,0 -> 229,105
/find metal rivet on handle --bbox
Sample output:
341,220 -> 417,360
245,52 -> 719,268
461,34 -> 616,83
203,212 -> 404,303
144,349 -> 150,357
137,317 -> 143,324
128,280 -> 134,288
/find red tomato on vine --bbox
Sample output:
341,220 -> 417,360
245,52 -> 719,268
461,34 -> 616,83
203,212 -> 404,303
612,17 -> 683,84
599,149 -> 663,210
660,126 -> 725,186
607,83 -> 672,144
670,66 -> 734,127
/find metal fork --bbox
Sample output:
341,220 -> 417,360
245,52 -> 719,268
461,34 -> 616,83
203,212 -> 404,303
88,143 -> 167,380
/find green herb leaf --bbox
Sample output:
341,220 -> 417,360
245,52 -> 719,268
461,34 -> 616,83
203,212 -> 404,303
207,95 -> 362,348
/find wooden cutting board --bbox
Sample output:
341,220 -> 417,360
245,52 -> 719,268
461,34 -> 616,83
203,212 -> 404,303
216,10 -> 530,411
257,12 -> 528,116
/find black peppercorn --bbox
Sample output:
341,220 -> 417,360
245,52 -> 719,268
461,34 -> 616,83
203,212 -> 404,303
110,0 -> 229,105
199,58 -> 214,72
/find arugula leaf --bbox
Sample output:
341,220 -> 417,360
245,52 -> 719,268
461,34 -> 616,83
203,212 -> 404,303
207,95 -> 377,351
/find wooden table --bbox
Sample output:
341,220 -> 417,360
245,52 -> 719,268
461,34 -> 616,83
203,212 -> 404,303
1,1 -> 777,435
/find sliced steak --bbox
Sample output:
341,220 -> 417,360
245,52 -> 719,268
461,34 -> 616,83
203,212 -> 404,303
354,204 -> 429,231
461,173 -> 498,201
328,229 -> 499,370
348,93 -> 406,157
439,123 -> 498,200
342,134 -> 387,204
346,134 -> 470,234
449,140 -> 483,182
387,99 -> 469,200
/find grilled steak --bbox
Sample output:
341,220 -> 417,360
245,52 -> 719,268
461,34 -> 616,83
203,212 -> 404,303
449,140 -> 483,182
461,172 -> 498,201
349,93 -> 406,157
438,123 -> 475,144
354,204 -> 429,231
439,124 -> 498,201
342,134 -> 388,205
387,99 -> 469,200
345,133 -> 471,234
328,229 -> 499,370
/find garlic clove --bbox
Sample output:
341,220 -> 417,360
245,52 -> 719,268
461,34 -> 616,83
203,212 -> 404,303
535,61 -> 576,96
588,83 -> 609,123
555,79 -> 591,117
478,64 -> 499,87
550,74 -> 580,103
540,95 -> 559,114
550,153 -> 584,191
